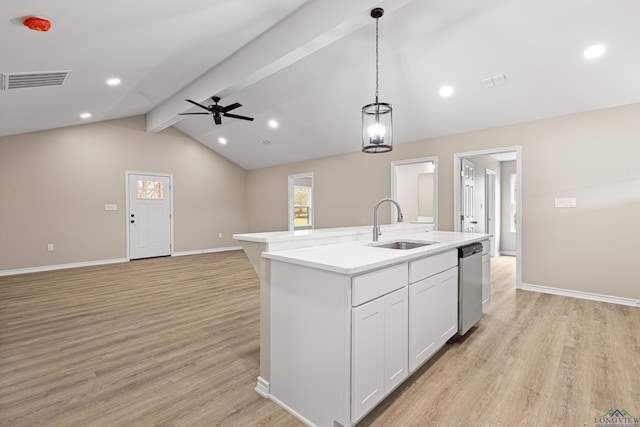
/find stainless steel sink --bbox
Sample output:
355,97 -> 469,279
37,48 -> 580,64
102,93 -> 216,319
370,240 -> 438,250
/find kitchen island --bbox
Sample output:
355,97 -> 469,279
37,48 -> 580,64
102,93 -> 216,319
235,226 -> 490,426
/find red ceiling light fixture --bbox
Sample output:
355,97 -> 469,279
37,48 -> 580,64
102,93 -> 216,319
23,16 -> 51,32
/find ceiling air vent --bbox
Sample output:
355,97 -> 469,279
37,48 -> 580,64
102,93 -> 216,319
1,70 -> 71,90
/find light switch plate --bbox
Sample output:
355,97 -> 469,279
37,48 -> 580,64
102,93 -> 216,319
104,204 -> 118,211
554,198 -> 576,208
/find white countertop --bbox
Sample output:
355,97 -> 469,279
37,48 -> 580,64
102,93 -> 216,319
263,231 -> 490,275
233,223 -> 432,244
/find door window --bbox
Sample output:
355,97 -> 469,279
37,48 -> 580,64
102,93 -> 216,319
137,180 -> 164,199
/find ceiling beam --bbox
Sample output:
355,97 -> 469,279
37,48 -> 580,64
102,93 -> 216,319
146,0 -> 415,133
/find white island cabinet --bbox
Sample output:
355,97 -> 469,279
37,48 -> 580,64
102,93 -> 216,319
408,250 -> 458,372
265,231 -> 490,427
351,263 -> 408,421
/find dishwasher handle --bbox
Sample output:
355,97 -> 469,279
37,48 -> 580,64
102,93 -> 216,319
458,242 -> 483,258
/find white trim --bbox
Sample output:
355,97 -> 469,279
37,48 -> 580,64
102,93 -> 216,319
390,156 -> 438,230
453,146 -> 522,289
125,171 -> 175,260
521,283 -> 640,308
173,246 -> 243,257
255,376 -> 270,398
0,258 -> 128,277
499,251 -> 517,257
0,248 -> 245,276
484,168 -> 497,257
268,394 -> 317,427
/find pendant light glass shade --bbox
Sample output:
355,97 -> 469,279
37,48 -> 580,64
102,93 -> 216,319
362,101 -> 393,153
362,7 -> 393,153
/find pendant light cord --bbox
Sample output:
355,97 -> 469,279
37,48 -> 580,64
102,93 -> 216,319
375,16 -> 379,103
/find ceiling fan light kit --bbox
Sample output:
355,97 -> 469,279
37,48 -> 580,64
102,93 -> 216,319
179,96 -> 254,126
362,7 -> 393,154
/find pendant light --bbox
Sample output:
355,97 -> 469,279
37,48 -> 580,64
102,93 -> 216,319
362,8 -> 393,153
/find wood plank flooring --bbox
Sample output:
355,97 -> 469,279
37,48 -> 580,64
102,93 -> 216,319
1,254 -> 639,426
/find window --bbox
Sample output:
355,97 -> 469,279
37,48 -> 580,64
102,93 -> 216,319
137,180 -> 164,199
294,185 -> 311,226
288,173 -> 314,230
510,173 -> 517,232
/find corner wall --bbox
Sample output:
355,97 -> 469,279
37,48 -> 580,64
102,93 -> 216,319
0,116 -> 248,271
247,103 -> 640,300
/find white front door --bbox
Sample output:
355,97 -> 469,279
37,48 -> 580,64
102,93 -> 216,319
128,173 -> 171,260
461,159 -> 477,232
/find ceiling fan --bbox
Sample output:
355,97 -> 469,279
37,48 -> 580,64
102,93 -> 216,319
179,96 -> 254,125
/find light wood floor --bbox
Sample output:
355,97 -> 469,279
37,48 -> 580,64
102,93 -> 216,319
1,254 -> 638,426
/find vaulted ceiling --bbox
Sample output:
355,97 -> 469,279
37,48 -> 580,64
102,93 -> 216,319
3,0 -> 640,169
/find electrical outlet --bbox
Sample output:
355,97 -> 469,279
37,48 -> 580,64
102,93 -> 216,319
47,243 -> 54,251
218,233 -> 223,239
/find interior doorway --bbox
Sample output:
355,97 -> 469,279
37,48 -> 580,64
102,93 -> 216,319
126,171 -> 174,260
391,157 -> 438,229
454,147 -> 522,288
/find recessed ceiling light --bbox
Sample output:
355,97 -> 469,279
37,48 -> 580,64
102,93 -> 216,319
439,86 -> 454,97
268,120 -> 278,129
218,137 -> 227,145
80,112 -> 91,119
584,44 -> 606,59
106,77 -> 121,86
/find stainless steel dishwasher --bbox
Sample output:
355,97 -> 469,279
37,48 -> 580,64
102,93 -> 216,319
457,242 -> 484,336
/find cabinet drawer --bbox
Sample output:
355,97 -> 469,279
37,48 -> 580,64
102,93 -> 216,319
409,250 -> 457,283
352,263 -> 408,306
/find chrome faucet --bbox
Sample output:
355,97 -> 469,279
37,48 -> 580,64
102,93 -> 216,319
373,198 -> 403,241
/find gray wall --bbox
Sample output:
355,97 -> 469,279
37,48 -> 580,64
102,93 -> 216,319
0,116 -> 249,271
246,103 -> 640,300
3,103 -> 640,301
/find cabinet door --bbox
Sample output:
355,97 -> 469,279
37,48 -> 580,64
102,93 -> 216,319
409,277 -> 436,372
482,254 -> 491,307
384,288 -> 408,393
433,267 -> 458,343
352,297 -> 385,421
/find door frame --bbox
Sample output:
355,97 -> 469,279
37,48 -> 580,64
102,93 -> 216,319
125,170 -> 175,260
390,156 -> 438,230
453,147 -> 522,288
288,172 -> 314,231
484,168 -> 497,256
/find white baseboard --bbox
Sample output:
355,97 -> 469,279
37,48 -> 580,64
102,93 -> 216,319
173,246 -> 242,257
499,251 -> 517,257
521,283 -> 640,308
0,258 -> 128,277
0,247 -> 244,277
268,394 -> 317,427
255,376 -> 270,398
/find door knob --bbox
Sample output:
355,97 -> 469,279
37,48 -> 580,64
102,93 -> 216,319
471,220 -> 478,224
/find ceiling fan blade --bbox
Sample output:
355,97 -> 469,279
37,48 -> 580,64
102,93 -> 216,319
178,112 -> 211,115
220,102 -> 242,113
224,113 -> 254,121
185,99 -> 211,110
214,114 -> 222,125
